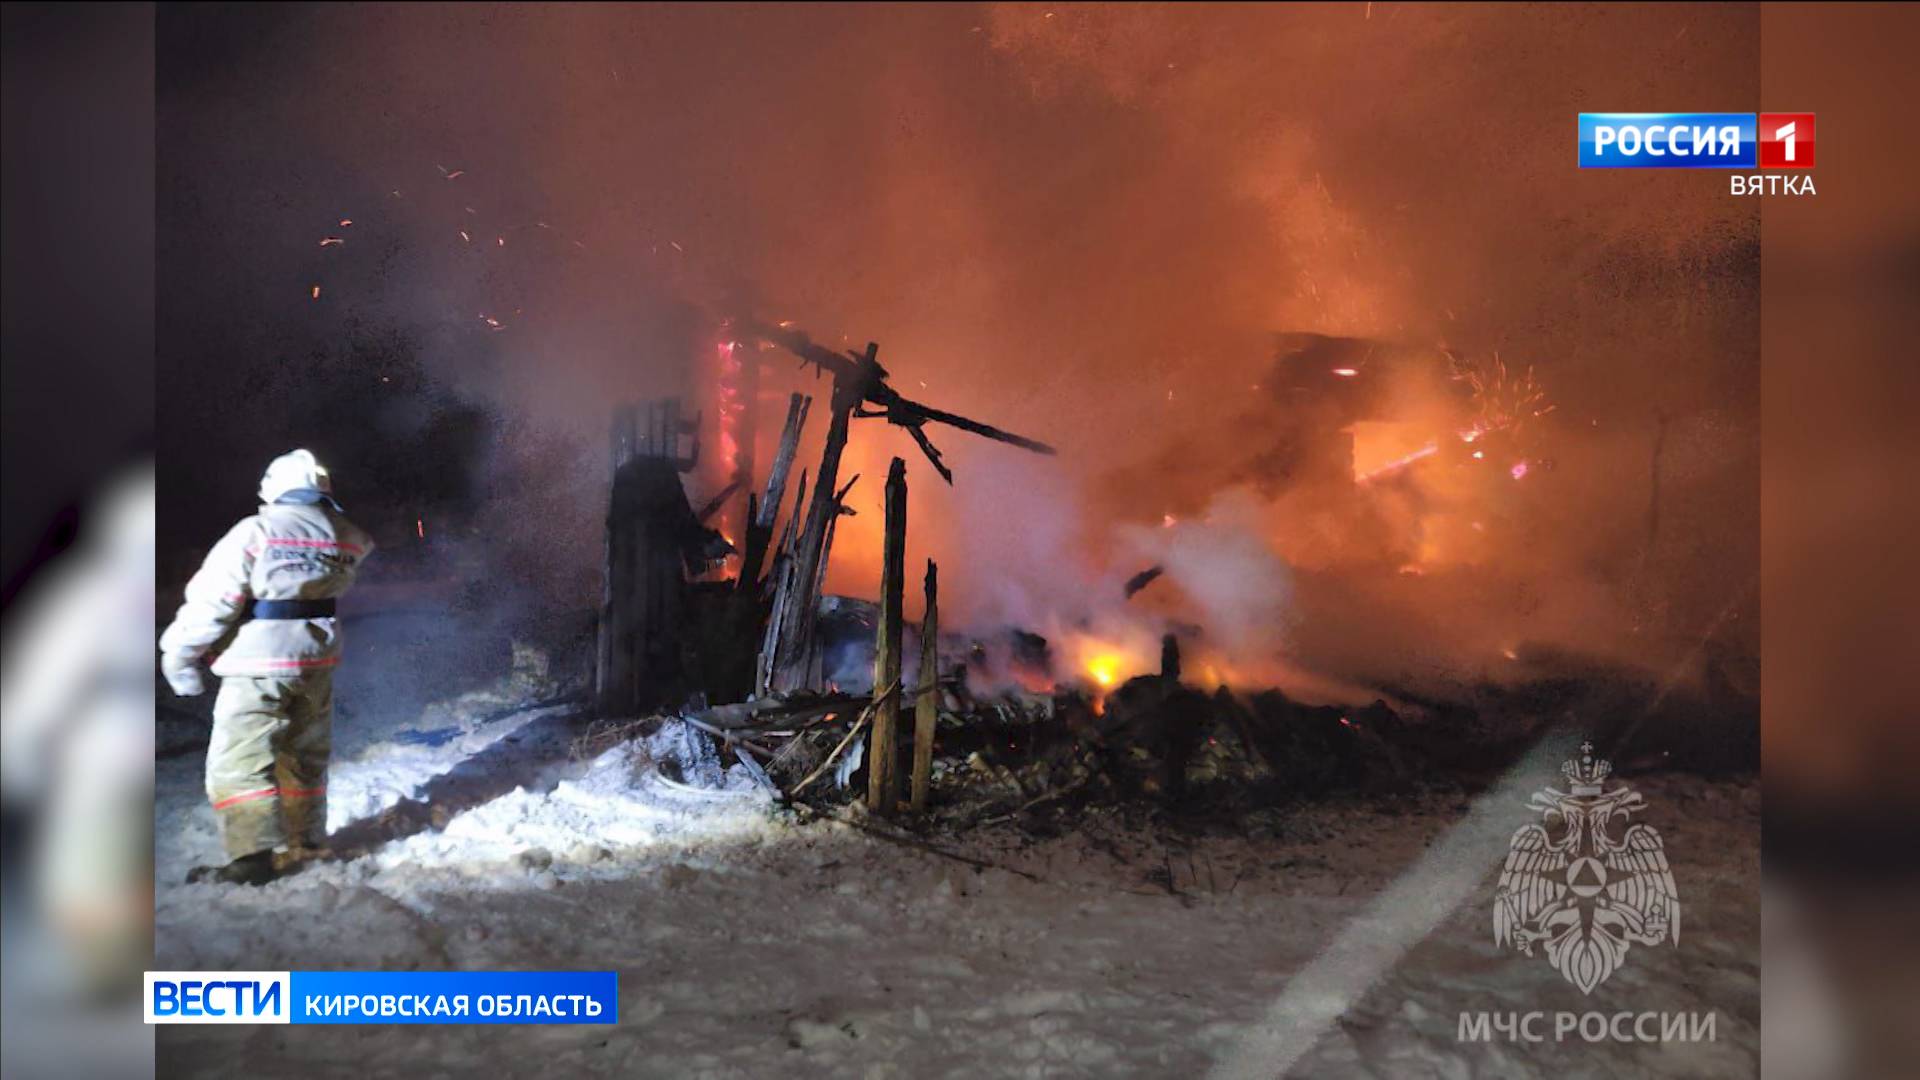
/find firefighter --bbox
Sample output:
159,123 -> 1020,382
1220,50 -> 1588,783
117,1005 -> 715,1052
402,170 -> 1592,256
159,450 -> 373,885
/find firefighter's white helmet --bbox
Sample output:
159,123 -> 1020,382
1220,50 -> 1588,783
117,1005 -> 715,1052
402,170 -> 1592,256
258,449 -> 332,503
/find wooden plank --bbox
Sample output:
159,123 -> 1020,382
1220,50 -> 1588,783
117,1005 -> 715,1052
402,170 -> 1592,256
740,393 -> 810,591
802,472 -> 860,688
695,478 -> 743,524
761,393 -> 811,529
771,360 -> 869,691
755,468 -> 808,697
911,559 -> 939,813
868,457 -> 907,815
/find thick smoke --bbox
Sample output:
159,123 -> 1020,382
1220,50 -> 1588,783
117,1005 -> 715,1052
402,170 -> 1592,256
159,5 -> 1758,700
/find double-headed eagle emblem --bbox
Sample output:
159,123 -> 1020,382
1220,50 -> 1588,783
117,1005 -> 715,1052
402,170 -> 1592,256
1494,743 -> 1681,994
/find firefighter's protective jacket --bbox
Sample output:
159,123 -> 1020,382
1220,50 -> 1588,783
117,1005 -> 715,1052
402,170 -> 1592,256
159,496 -> 373,679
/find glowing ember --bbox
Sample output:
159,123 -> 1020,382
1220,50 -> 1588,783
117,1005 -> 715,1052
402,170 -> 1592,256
459,230 -> 471,243
1331,367 -> 1359,377
1085,653 -> 1125,689
339,218 -> 353,227
1356,441 -> 1438,483
318,237 -> 344,247
715,340 -> 743,480
310,285 -> 320,299
416,518 -> 425,540
1162,513 -> 1177,528
1510,460 -> 1529,480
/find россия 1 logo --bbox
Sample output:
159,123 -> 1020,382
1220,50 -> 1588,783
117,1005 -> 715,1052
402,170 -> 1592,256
1578,113 -> 1815,169
1579,112 -> 1816,195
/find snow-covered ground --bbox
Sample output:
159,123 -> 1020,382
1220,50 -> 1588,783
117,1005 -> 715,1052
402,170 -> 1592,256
155,696 -> 1759,1078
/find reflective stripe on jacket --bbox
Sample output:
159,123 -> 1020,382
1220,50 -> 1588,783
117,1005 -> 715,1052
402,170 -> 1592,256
160,501 -> 373,677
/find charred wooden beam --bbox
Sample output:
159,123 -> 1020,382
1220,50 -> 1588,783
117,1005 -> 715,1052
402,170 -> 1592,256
739,392 -> 811,591
761,393 -> 811,529
780,469 -> 808,556
801,472 -> 860,689
911,559 -> 939,813
868,457 -> 908,816
695,478 -> 744,525
770,361 -> 866,692
742,318 -> 1058,470
745,314 -> 1054,691
1123,564 -> 1165,600
884,395 -> 1056,457
904,423 -> 952,485
740,491 -> 761,570
755,468 -> 808,697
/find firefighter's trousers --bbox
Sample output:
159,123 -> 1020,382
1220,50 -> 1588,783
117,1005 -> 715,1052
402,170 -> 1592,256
205,673 -> 331,859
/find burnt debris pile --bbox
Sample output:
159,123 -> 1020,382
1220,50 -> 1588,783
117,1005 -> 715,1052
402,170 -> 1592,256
584,323 -> 1756,830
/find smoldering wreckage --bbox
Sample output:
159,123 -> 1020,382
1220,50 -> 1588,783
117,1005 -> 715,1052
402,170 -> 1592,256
308,319 -> 1753,866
